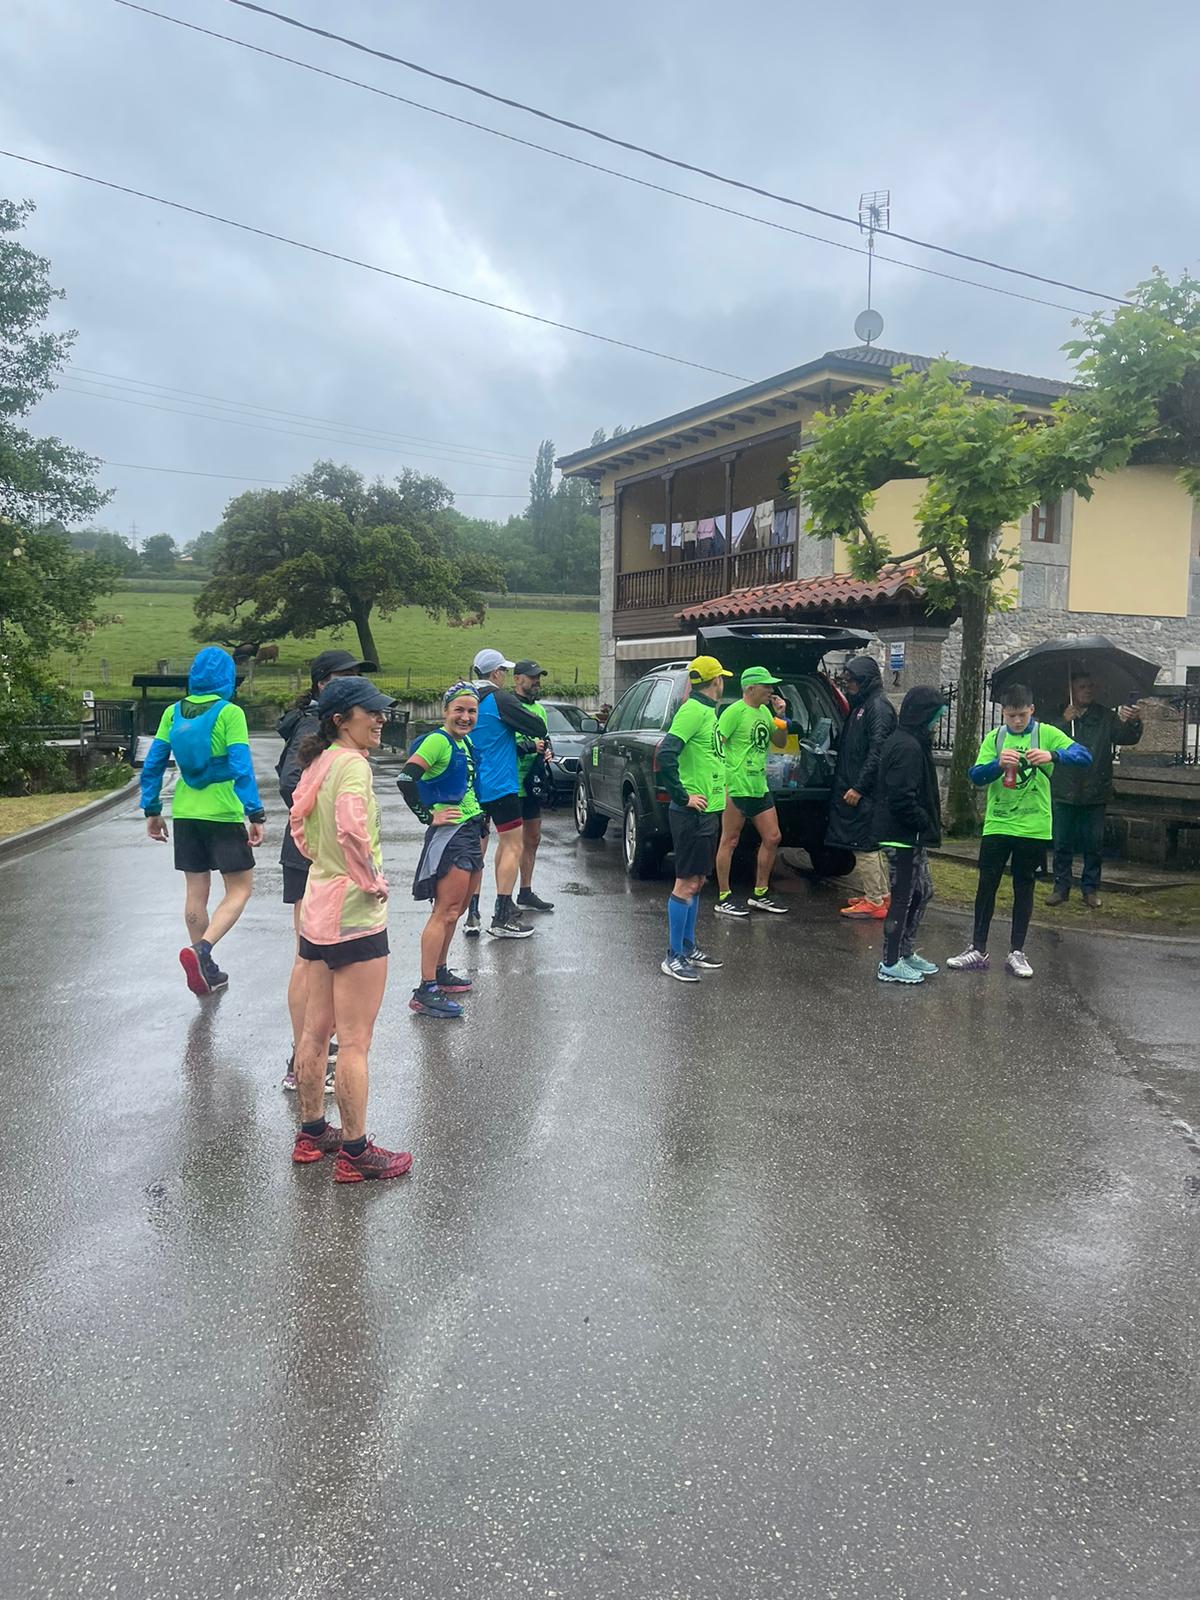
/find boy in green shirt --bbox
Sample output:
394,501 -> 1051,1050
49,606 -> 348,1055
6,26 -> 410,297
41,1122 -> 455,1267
656,654 -> 729,982
946,682 -> 1090,979
714,666 -> 791,916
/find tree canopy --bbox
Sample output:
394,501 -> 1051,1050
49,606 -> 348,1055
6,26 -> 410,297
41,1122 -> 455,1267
193,461 -> 505,666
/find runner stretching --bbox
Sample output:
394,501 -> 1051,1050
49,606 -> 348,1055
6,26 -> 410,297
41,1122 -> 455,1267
398,683 -> 484,1019
140,646 -> 265,995
289,676 -> 410,1183
713,665 -> 792,917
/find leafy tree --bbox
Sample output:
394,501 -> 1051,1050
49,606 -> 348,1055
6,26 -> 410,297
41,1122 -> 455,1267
528,439 -> 556,552
1064,268 -> 1200,495
184,526 -> 225,569
789,362 -> 1108,832
140,532 -> 178,574
68,525 -> 141,575
194,461 -> 504,666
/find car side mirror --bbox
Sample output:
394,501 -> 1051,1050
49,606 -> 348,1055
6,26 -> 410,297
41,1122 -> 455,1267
580,715 -> 601,732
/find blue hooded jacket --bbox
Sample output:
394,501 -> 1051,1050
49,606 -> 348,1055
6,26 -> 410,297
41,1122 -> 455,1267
140,647 -> 264,819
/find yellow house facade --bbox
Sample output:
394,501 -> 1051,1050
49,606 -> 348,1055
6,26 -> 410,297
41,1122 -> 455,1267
557,345 -> 1200,702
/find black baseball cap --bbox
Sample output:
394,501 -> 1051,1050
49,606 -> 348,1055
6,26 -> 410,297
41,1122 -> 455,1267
310,648 -> 376,683
513,659 -> 547,677
316,676 -> 395,717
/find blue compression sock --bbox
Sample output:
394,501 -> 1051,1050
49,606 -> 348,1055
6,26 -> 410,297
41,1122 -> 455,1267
667,894 -> 690,958
683,893 -> 699,952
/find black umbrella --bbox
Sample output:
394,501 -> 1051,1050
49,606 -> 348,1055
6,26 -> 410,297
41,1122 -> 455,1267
990,635 -> 1161,715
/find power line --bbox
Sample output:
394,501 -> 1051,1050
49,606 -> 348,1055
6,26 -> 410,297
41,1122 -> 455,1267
0,150 -> 751,383
217,0 -> 1130,308
112,0 -> 1090,315
56,379 -> 531,474
100,458 -> 528,495
68,363 -> 532,462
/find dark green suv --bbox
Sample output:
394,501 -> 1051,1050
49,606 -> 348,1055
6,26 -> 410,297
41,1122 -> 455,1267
573,623 -> 872,877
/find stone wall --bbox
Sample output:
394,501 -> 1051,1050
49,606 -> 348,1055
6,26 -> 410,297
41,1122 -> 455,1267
939,609 -> 1200,689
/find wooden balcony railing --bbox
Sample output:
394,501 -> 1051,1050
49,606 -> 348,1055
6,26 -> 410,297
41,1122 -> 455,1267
616,542 -> 798,612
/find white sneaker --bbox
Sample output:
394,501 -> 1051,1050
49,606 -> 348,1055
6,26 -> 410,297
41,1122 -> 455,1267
1005,949 -> 1034,979
946,946 -> 990,971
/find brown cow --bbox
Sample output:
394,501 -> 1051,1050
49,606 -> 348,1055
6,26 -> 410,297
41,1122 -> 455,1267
255,643 -> 280,664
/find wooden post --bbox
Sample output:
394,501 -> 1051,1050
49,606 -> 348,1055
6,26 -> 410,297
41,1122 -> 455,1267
722,452 -> 737,595
663,471 -> 675,604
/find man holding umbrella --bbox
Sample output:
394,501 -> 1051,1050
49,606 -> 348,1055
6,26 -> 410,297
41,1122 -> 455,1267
1048,670 -> 1142,908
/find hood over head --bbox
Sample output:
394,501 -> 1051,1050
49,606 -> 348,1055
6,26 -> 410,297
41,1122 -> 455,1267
188,647 -> 236,699
899,684 -> 948,732
844,655 -> 883,692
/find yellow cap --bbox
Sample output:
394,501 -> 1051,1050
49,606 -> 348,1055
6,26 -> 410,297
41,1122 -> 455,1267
687,654 -> 730,684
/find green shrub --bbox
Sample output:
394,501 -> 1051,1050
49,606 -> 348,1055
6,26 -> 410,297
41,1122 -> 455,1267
86,757 -> 133,791
0,659 -> 83,795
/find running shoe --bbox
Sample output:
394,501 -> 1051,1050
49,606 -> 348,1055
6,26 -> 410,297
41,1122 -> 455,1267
713,897 -> 750,918
409,986 -> 465,1019
487,914 -> 535,939
877,960 -> 923,985
840,899 -> 888,920
661,954 -> 700,983
685,947 -> 724,970
283,1054 -> 297,1092
1005,949 -> 1034,979
292,1123 -> 344,1164
333,1140 -> 413,1183
464,904 -> 481,938
904,953 -> 940,976
747,893 -> 788,915
946,946 -> 990,971
179,945 -> 212,997
517,888 -> 555,912
436,966 -> 473,994
201,955 -> 229,991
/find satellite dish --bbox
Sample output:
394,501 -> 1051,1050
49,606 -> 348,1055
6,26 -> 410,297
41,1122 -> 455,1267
854,308 -> 884,345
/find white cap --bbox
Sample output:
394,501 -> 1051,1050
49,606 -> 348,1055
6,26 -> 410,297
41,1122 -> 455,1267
472,648 -> 515,675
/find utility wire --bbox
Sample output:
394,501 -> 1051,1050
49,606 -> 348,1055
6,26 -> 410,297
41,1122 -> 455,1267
65,368 -> 532,467
113,0 -> 1090,315
0,151 -> 751,383
70,364 -> 532,462
100,458 -> 527,495
216,0 -> 1130,307
56,380 -> 531,474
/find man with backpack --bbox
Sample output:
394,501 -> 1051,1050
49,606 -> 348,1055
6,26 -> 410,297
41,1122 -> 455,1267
140,646 -> 266,995
946,683 -> 1091,979
873,686 -> 949,985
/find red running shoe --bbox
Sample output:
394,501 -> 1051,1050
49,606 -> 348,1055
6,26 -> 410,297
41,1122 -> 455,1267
333,1140 -> 413,1184
840,899 -> 888,920
179,945 -> 212,996
292,1124 -> 344,1164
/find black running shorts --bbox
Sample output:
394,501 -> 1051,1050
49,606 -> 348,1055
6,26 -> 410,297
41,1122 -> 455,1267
173,818 -> 255,875
298,931 -> 389,968
669,805 -> 721,879
282,863 -> 309,904
521,795 -> 542,822
731,793 -> 776,819
481,793 -> 523,832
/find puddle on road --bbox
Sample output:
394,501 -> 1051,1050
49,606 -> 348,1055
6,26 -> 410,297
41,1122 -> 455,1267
559,882 -> 596,896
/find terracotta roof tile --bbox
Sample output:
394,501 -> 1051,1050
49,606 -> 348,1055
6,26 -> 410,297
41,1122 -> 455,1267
678,565 -> 926,624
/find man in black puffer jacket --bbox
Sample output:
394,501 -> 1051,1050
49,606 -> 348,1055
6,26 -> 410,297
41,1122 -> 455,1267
826,655 -> 897,918
873,684 -> 948,984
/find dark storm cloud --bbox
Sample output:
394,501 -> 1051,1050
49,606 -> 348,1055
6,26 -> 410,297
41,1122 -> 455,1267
3,0 -> 1197,540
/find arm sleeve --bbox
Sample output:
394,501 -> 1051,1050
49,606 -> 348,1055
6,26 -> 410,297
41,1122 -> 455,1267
494,689 -> 547,737
656,733 -> 689,807
968,729 -> 1002,787
854,699 -> 892,796
397,762 -> 434,825
333,766 -> 384,891
139,738 -> 171,815
277,730 -> 305,809
221,708 -> 265,818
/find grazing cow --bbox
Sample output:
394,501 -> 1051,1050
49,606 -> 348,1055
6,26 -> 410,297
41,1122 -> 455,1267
255,643 -> 280,664
232,641 -> 259,665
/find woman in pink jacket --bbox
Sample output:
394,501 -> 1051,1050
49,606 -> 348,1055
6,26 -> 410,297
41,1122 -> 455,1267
288,676 -> 410,1183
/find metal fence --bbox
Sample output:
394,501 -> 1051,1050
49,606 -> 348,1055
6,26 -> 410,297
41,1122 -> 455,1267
930,678 -> 1000,754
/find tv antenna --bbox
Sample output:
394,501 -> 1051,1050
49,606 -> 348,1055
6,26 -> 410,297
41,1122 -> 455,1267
854,189 -> 890,346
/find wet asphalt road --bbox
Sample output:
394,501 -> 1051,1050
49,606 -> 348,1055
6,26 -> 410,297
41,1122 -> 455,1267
0,740 -> 1196,1599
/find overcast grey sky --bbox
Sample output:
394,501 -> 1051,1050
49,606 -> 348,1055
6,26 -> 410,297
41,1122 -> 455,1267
4,0 -> 1198,543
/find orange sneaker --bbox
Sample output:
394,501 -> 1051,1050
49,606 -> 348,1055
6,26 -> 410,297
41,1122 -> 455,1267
841,899 -> 888,920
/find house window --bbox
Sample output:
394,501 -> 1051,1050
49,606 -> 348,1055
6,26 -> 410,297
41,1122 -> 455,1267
1030,500 -> 1059,543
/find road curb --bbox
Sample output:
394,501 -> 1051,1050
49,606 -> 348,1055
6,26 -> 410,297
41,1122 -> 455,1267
924,898 -> 1200,949
0,779 -> 140,865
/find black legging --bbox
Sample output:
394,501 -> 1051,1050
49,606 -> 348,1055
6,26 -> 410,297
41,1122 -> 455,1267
973,834 -> 1045,954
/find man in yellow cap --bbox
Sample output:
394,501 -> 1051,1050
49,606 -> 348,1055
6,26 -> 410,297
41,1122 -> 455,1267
655,655 -> 729,981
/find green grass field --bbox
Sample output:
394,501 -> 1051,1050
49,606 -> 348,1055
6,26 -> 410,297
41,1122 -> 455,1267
50,586 -> 601,699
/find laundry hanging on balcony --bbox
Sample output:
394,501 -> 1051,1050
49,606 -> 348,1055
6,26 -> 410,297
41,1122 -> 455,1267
720,507 -> 755,550
670,521 -> 684,548
696,516 -> 719,556
650,522 -> 666,550
753,500 -> 775,547
772,506 -> 797,545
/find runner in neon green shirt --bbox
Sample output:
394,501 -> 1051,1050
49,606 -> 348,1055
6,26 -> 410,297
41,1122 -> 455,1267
714,666 -> 792,917
947,683 -> 1090,979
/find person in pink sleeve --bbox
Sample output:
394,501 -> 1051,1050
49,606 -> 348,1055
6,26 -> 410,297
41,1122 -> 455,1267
287,677 -> 411,1184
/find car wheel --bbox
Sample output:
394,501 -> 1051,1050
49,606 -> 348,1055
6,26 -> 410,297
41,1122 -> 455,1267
807,844 -> 857,879
573,774 -> 608,839
622,794 -> 660,878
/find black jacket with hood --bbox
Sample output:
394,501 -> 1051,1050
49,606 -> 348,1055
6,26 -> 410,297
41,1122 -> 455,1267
872,685 -> 947,850
824,655 -> 898,850
276,698 -> 319,870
